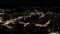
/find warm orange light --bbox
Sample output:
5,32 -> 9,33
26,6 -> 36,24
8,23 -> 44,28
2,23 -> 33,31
42,19 -> 52,27
35,19 -> 51,27
19,22 -> 30,27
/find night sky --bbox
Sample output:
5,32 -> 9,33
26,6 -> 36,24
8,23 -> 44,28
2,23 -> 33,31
0,0 -> 60,13
0,0 -> 60,7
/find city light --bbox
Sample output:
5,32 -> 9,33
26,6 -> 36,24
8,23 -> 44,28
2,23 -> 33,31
50,32 -> 57,34
50,32 -> 60,34
0,8 -> 60,34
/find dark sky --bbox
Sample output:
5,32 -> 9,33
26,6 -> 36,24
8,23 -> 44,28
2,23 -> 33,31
0,0 -> 60,8
0,0 -> 60,13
